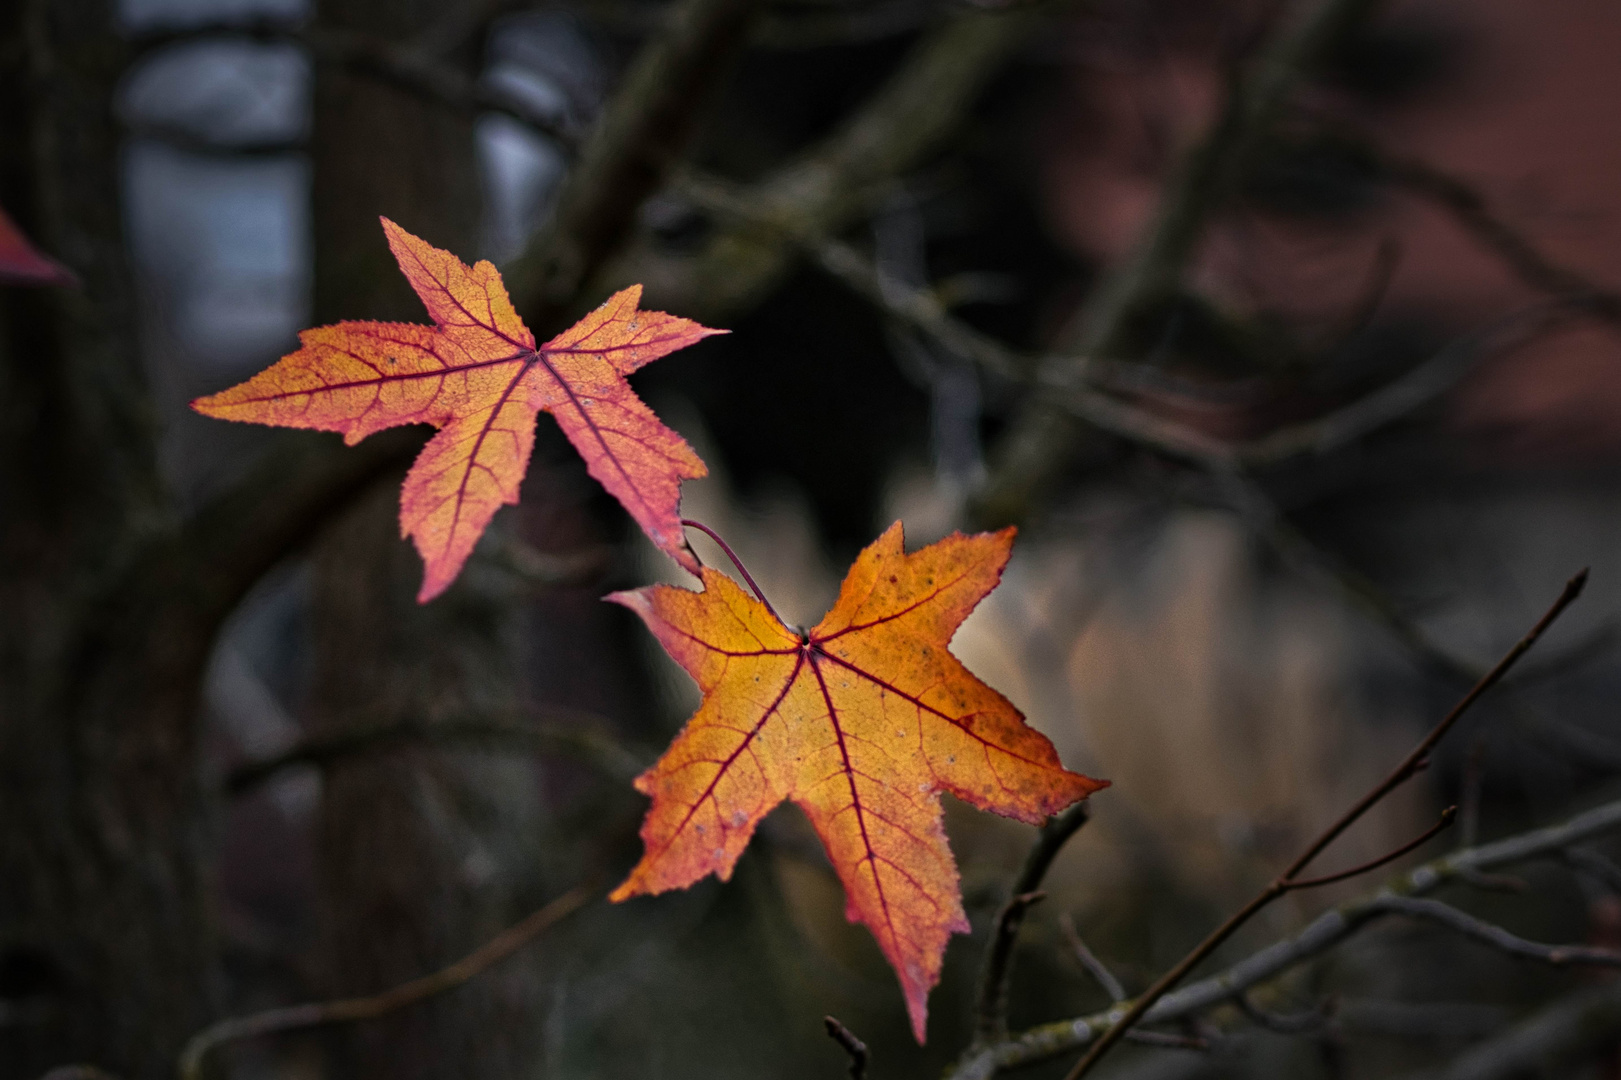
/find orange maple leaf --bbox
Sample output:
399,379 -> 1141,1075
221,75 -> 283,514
609,521 -> 1107,1041
192,217 -> 719,600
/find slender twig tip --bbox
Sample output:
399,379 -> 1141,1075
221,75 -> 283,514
823,1015 -> 868,1080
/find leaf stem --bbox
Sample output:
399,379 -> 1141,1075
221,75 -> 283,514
680,518 -> 785,625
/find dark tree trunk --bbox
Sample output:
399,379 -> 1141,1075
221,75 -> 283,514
305,5 -> 541,1077
0,2 -> 219,1076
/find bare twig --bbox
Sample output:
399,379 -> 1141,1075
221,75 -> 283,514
503,0 -> 769,330
974,802 -> 1092,1043
1059,570 -> 1586,1080
177,885 -> 594,1080
976,891 -> 1046,1043
224,709 -> 648,795
1300,124 -> 1621,324
973,0 -> 1381,526
1282,807 -> 1457,890
1235,993 -> 1331,1035
611,2 -> 1053,320
1237,304 -> 1570,468
797,226 -> 1565,476
1379,896 -> 1621,967
117,119 -> 302,158
1059,912 -> 1126,1004
824,1015 -> 869,1080
946,794 -> 1621,1080
127,21 -> 577,146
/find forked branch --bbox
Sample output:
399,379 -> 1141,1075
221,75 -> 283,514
947,793 -> 1621,1080
974,802 -> 1092,1043
1057,569 -> 1586,1080
972,0 -> 1381,526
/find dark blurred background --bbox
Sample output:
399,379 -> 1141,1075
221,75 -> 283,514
7,0 -> 1621,1077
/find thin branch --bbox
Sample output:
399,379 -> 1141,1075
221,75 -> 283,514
1379,896 -> 1621,967
732,211 -> 1589,741
178,885 -> 594,1080
1218,471 -> 1484,682
1229,303 -> 1571,468
945,794 -> 1621,1080
790,224 -> 1566,477
224,709 -> 649,795
972,0 -> 1382,527
1292,572 -> 1583,878
118,118 -> 303,159
975,891 -> 1046,1044
1059,912 -> 1126,1004
309,27 -> 578,144
502,0 -> 770,330
806,221 -> 1596,752
823,1015 -> 870,1080
974,802 -> 1092,1043
1059,571 -> 1586,1080
1283,807 -> 1457,890
607,1 -> 1053,320
1010,802 -> 1095,897
126,22 -> 577,146
1309,125 -> 1621,323
1235,993 -> 1330,1035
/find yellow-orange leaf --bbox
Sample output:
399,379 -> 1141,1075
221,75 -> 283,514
192,218 -> 718,600
609,522 -> 1107,1041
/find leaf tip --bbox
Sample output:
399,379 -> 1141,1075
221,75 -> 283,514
603,585 -> 653,614
904,987 -> 929,1044
414,573 -> 451,605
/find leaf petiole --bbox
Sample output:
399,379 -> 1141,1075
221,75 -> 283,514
679,518 -> 785,625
